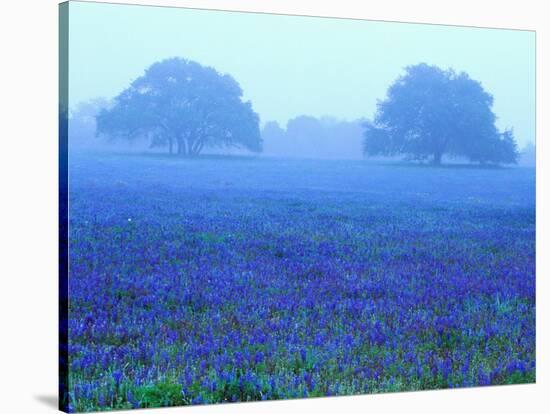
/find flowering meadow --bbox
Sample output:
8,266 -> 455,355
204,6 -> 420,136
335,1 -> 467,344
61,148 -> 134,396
66,153 -> 535,411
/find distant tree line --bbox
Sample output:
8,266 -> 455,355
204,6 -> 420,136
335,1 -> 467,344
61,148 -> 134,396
67,98 -> 112,149
69,57 -> 528,165
262,116 -> 364,160
518,141 -> 536,167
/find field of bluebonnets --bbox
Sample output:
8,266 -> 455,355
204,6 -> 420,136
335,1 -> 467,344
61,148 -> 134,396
67,152 -> 535,411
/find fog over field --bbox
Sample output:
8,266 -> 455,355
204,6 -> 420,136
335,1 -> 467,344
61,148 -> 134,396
61,2 -> 536,412
67,1 -> 535,158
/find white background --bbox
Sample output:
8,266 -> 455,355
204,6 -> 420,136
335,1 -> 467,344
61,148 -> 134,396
0,0 -> 547,413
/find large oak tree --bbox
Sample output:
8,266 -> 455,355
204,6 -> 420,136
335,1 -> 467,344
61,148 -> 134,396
96,58 -> 262,157
363,63 -> 518,165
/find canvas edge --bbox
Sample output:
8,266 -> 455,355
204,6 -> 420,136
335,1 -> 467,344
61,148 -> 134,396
59,2 -> 70,412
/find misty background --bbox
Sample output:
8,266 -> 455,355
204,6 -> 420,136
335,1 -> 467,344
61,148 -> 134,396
66,1 -> 535,165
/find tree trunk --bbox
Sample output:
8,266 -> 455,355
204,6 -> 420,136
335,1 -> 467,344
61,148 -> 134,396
182,138 -> 188,157
195,141 -> 204,156
433,152 -> 443,165
168,137 -> 173,155
189,139 -> 203,157
177,138 -> 187,157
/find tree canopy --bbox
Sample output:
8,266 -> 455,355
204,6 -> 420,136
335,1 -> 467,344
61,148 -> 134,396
96,58 -> 262,157
363,63 -> 519,165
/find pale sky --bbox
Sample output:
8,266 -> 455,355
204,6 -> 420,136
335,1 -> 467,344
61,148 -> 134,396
67,1 -> 536,145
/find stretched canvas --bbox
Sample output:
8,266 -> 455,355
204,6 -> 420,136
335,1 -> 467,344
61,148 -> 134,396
59,1 -> 536,412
